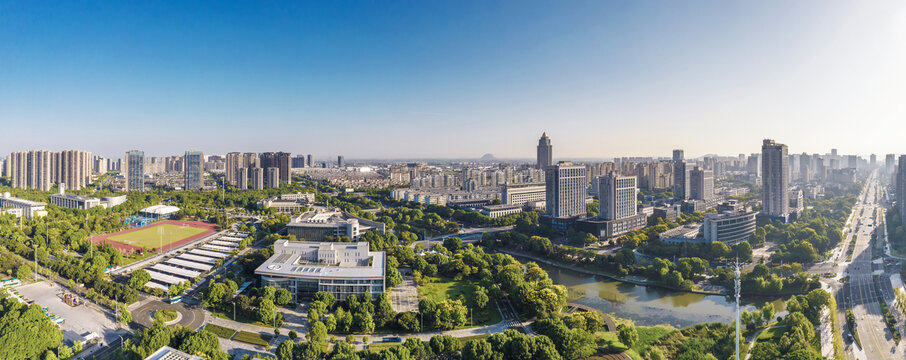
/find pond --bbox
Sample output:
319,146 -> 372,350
536,261 -> 787,328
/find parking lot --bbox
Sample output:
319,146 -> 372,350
16,281 -> 124,346
390,272 -> 418,313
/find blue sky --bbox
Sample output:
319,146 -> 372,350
2,1 -> 906,159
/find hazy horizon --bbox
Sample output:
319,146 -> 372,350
3,1 -> 906,159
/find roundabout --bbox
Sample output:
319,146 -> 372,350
133,299 -> 205,330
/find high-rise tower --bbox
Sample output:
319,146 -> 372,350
761,139 -> 789,220
537,133 -> 552,170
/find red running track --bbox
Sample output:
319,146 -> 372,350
88,220 -> 219,254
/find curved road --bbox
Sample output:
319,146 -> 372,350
132,300 -> 206,330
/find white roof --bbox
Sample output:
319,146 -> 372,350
166,258 -> 213,272
140,205 -> 181,215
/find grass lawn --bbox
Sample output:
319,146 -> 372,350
596,325 -> 674,360
154,309 -> 178,322
204,324 -> 237,339
419,276 -> 502,327
233,331 -> 273,347
108,224 -> 206,249
756,325 -> 787,341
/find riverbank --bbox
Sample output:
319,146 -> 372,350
495,248 -> 726,296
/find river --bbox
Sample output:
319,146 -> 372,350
534,261 -> 787,328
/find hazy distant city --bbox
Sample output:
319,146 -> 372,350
3,1 -> 906,360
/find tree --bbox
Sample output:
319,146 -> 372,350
276,340 -> 293,360
443,237 -> 463,252
274,288 -> 292,306
288,330 -> 297,341
0,300 -> 64,360
120,308 -> 132,324
16,265 -> 31,280
760,303 -> 775,325
474,287 -> 489,309
308,321 -> 328,343
257,299 -> 278,325
617,324 -> 638,348
259,286 -> 276,303
129,269 -> 151,289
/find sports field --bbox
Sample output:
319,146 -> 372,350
108,224 -> 205,248
90,220 -> 218,253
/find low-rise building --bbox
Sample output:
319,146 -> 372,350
702,211 -> 758,245
144,345 -> 204,360
257,192 -> 316,213
0,192 -> 46,219
501,183 -> 546,206
659,223 -> 707,245
50,188 -> 101,209
101,195 -> 129,208
286,211 -> 385,242
138,205 -> 181,219
653,205 -> 681,221
480,204 -> 523,218
256,240 -> 385,302
576,213 -> 647,239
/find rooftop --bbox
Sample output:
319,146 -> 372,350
659,223 -> 702,239
51,193 -> 99,202
140,205 -> 181,215
255,240 -> 384,279
144,346 -> 204,360
0,192 -> 46,206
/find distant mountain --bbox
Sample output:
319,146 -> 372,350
480,153 -> 497,161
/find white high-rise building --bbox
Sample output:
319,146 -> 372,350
545,161 -> 586,218
598,173 -> 637,220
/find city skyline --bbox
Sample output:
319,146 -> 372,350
3,1 -> 906,158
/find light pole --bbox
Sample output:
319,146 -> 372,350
33,243 -> 38,281
233,301 -> 236,321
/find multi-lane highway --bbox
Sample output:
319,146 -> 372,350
843,171 -> 902,359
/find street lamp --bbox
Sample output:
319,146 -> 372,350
233,301 -> 236,321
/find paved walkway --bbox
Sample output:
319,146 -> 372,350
744,325 -> 785,360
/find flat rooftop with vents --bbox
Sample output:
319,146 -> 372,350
255,240 -> 385,301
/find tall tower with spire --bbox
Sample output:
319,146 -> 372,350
537,133 -> 552,170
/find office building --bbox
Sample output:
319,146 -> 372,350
257,192 -> 316,212
184,151 -> 204,190
337,155 -> 345,168
286,211 -> 386,242
545,162 -> 586,218
887,154 -> 897,176
598,174 -> 637,220
501,183 -> 546,206
256,240 -> 385,302
703,211 -> 758,245
897,155 -> 906,222
306,154 -> 313,167
50,187 -> 101,209
689,167 -> 713,201
292,155 -> 306,168
799,153 -> 811,182
577,173 -> 645,239
537,133 -> 553,169
123,150 -> 145,192
0,192 -> 47,219
673,161 -> 692,200
761,139 -> 790,220
672,149 -> 684,163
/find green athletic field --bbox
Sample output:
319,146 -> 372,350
107,224 -> 207,249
